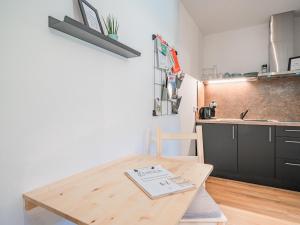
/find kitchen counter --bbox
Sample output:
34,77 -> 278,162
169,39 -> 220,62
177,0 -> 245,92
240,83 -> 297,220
196,118 -> 300,127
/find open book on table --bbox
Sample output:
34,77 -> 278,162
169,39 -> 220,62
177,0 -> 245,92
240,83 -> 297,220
125,165 -> 195,199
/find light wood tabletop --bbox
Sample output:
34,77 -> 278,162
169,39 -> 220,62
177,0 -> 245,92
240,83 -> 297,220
23,155 -> 213,225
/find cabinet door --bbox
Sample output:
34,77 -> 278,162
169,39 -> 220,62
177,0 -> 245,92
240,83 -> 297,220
203,124 -> 237,174
276,126 -> 300,138
238,125 -> 275,178
276,158 -> 300,185
276,137 -> 300,160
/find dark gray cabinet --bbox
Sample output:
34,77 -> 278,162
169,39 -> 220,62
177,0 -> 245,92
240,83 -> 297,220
276,137 -> 300,160
200,122 -> 300,191
203,124 -> 238,174
276,126 -> 300,187
276,158 -> 300,184
276,126 -> 300,138
238,125 -> 275,178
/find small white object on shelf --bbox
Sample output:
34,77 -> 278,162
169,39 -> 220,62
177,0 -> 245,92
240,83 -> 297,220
125,165 -> 195,199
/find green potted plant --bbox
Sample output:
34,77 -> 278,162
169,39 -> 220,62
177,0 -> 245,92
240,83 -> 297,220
103,15 -> 119,41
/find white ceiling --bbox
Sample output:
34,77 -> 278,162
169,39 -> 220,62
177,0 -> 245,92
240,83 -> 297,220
181,0 -> 300,34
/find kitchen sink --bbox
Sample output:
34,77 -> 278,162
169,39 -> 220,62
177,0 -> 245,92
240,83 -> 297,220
243,119 -> 278,122
214,118 -> 241,121
212,118 -> 280,123
214,118 -> 277,122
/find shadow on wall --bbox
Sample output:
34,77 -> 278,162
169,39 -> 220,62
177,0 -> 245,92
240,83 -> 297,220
24,208 -> 72,225
72,0 -> 83,23
146,120 -> 182,157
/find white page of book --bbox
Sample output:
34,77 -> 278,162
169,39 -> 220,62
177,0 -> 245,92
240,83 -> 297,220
125,165 -> 195,199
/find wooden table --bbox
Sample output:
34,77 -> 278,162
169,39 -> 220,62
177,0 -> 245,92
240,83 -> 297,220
23,155 -> 213,225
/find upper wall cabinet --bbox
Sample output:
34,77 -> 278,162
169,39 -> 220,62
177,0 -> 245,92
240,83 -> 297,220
48,16 -> 141,58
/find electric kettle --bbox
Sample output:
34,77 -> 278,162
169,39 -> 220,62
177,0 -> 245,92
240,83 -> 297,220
199,107 -> 212,119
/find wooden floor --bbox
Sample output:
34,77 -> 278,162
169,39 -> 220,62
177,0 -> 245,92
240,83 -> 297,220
206,177 -> 300,225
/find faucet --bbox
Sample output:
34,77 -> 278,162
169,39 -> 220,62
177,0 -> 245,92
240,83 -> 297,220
240,109 -> 249,120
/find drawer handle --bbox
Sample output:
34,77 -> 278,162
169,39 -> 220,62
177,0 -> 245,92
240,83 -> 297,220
269,127 -> 272,142
285,163 -> 300,167
285,140 -> 300,144
285,130 -> 300,132
232,126 -> 235,140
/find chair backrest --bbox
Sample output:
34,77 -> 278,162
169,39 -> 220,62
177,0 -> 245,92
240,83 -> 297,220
156,125 -> 204,163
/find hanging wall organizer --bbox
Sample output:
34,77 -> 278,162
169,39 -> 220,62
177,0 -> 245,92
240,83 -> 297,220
152,34 -> 185,116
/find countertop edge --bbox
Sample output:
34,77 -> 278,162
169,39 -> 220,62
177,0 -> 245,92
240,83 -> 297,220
196,119 -> 300,127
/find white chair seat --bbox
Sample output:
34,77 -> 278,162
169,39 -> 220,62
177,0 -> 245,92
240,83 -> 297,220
155,127 -> 226,225
180,187 -> 227,225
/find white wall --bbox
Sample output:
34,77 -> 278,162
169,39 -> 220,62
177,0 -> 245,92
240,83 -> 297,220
178,2 -> 204,79
178,74 -> 198,155
295,17 -> 300,56
0,0 -> 201,225
202,18 -> 300,78
203,24 -> 269,75
177,2 -> 203,153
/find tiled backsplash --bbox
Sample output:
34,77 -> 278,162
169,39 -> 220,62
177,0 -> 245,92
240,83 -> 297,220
204,77 -> 300,122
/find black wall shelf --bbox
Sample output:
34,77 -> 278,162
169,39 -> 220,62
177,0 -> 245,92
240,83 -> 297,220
48,16 -> 141,58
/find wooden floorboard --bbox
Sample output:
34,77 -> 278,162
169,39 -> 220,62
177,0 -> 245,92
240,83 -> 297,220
206,177 -> 300,225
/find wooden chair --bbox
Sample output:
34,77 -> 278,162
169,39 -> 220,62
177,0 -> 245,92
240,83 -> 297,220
156,126 -> 204,162
156,126 -> 227,225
